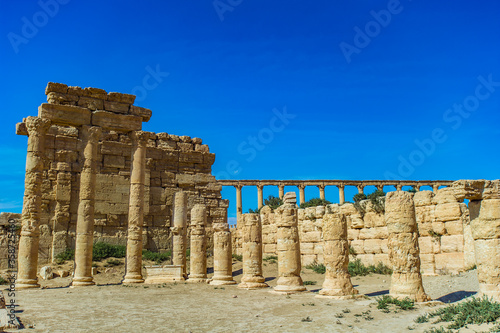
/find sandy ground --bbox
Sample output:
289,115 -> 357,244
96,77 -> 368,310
2,258 -> 495,333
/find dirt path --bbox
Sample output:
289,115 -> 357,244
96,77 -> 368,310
5,260 -> 491,333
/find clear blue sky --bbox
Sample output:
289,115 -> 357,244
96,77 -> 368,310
1,1 -> 499,222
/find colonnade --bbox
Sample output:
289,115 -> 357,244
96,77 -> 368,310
217,180 -> 454,222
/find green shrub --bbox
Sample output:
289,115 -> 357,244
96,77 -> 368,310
264,195 -> 283,210
376,295 -> 415,311
305,262 -> 326,274
353,193 -> 367,203
367,190 -> 386,213
303,280 -> 316,285
0,277 -> 7,285
104,259 -> 122,267
300,198 -> 332,209
424,296 -> 500,330
263,255 -> 277,264
407,188 -> 417,193
186,249 -> 190,258
142,250 -> 171,264
348,259 -> 392,277
248,208 -> 261,214
93,242 -> 126,261
55,248 -> 75,264
232,254 -> 243,261
349,246 -> 357,255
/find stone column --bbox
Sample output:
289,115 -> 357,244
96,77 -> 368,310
432,184 -> 440,193
318,185 -> 325,200
171,191 -> 188,279
210,210 -> 236,285
238,214 -> 268,289
188,204 -> 208,283
396,184 -> 403,191
72,126 -> 101,287
298,185 -> 305,206
357,185 -> 364,194
470,195 -> 500,300
385,191 -> 430,302
318,208 -> 358,298
338,185 -> 345,205
235,185 -> 242,224
414,185 -> 421,192
376,184 -> 384,192
273,192 -> 306,293
257,185 -> 264,209
123,131 -> 150,284
278,185 -> 284,199
16,117 -> 51,289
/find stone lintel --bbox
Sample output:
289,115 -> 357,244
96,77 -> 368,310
91,111 -> 142,132
38,103 -> 91,127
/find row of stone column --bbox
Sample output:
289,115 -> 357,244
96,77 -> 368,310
234,183 -> 446,213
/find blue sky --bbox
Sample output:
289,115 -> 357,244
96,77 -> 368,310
1,1 -> 499,222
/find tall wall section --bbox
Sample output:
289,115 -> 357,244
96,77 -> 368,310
232,188 -> 473,275
13,82 -> 227,266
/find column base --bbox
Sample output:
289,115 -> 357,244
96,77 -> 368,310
272,285 -> 307,294
123,274 -> 145,284
186,277 -> 209,283
238,281 -> 268,289
210,279 -> 237,286
15,279 -> 40,290
71,277 -> 95,287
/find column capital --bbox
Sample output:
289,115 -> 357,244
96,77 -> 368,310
131,130 -> 152,147
298,183 -> 305,189
256,184 -> 264,190
86,126 -> 102,143
317,184 -> 325,189
234,184 -> 243,190
25,116 -> 51,136
337,184 -> 345,189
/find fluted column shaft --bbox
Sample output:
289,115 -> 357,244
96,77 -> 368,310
16,117 -> 51,289
72,126 -> 101,286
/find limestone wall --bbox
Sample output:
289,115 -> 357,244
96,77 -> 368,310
232,188 -> 473,275
12,82 -> 227,267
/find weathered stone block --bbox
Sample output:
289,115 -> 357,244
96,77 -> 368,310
435,203 -> 462,222
445,221 -> 464,235
414,191 -> 434,207
434,253 -> 464,274
359,227 -> 388,240
301,254 -> 317,266
350,239 -> 364,254
38,103 -> 91,126
107,92 -> 136,104
356,254 -> 375,266
78,97 -> 104,110
103,155 -> 125,169
374,253 -> 390,266
301,231 -> 321,243
92,111 -> 142,132
440,235 -> 464,253
364,239 -> 382,254
47,92 -> 79,105
46,82 -> 68,94
104,100 -> 130,114
300,243 -> 314,255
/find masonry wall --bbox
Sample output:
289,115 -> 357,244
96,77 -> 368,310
232,188 -> 473,275
12,82 -> 227,267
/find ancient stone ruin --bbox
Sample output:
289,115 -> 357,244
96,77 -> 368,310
7,83 -> 500,303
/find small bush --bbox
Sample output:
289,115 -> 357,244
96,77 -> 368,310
348,259 -> 392,276
93,242 -> 126,261
353,193 -> 367,203
303,281 -> 316,285
428,230 -> 442,239
55,248 -> 75,264
142,250 -> 171,264
104,259 -> 122,267
368,190 -> 386,213
349,246 -> 357,255
407,188 -> 417,193
424,296 -> 500,330
414,314 -> 429,323
263,255 -> 277,264
377,295 -> 415,311
232,254 -> 243,261
0,277 -> 7,285
305,262 -> 326,274
264,195 -> 283,210
248,208 -> 261,214
300,198 -> 332,209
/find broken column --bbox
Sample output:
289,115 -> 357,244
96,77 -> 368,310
318,207 -> 358,298
16,116 -> 51,289
171,191 -> 188,279
123,131 -> 150,284
72,126 -> 101,286
273,192 -> 306,293
386,191 -> 430,302
187,204 -> 208,283
466,180 -> 500,300
238,213 -> 268,289
210,209 -> 236,285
